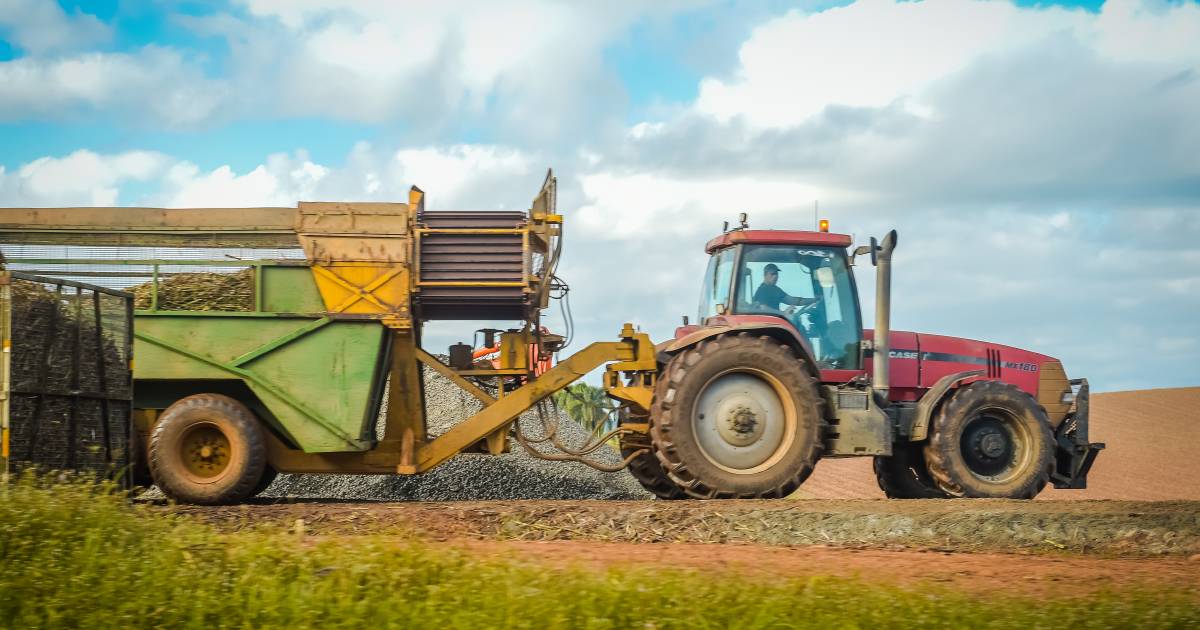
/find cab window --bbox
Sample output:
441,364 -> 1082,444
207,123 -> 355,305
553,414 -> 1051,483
733,245 -> 862,369
697,247 -> 736,321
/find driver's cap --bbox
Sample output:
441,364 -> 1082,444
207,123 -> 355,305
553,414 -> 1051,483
764,263 -> 781,273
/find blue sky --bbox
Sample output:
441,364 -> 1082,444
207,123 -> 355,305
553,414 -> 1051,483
0,0 -> 1198,391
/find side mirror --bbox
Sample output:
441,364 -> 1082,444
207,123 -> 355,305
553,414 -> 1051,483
851,245 -> 873,266
869,237 -> 878,266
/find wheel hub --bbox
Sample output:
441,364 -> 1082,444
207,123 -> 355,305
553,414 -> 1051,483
181,424 -> 232,479
959,413 -> 1020,479
717,400 -> 766,446
979,432 -> 1006,458
694,371 -> 790,473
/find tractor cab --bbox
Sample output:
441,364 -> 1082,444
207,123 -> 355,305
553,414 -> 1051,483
699,229 -> 863,370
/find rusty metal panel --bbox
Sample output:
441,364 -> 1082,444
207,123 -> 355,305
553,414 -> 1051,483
0,207 -> 301,248
295,202 -> 411,264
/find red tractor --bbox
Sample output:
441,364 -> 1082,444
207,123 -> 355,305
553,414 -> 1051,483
622,220 -> 1103,499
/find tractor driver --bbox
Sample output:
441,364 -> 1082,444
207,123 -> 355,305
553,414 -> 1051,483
752,263 -> 819,319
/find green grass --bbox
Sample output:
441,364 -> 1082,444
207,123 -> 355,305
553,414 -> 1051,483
0,477 -> 1196,629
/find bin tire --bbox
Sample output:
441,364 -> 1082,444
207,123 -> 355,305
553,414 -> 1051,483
252,465 -> 279,497
149,394 -> 267,505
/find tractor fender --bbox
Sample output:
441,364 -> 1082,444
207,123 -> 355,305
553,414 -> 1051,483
657,322 -> 821,378
910,370 -> 985,442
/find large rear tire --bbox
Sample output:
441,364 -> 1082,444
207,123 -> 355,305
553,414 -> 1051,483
923,381 -> 1053,499
874,443 -> 949,499
650,333 -> 824,499
622,447 -> 688,500
149,394 -> 267,505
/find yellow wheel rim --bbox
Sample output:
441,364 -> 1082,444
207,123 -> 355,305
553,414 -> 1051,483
180,423 -> 232,479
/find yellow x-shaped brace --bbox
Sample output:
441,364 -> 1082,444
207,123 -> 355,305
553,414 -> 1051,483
311,264 -> 405,313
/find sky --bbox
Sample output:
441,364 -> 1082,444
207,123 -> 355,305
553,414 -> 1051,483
0,0 -> 1197,392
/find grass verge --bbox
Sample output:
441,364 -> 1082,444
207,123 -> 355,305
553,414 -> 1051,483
2,477 -> 1197,629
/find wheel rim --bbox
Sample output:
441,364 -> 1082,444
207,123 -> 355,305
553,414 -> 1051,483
180,422 -> 233,482
692,369 -> 796,475
958,407 -> 1033,484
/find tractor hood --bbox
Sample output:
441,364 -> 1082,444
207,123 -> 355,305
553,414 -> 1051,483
864,329 -> 1056,390
863,329 -> 1072,423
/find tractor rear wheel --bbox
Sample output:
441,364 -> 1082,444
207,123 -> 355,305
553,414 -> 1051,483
650,333 -> 824,499
622,447 -> 688,499
149,394 -> 267,505
922,381 -> 1053,499
874,443 -> 949,499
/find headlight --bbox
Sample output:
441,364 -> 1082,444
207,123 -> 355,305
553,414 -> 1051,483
1061,391 -> 1076,404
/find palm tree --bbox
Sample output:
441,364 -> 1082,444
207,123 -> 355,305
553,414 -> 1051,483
553,382 -> 616,436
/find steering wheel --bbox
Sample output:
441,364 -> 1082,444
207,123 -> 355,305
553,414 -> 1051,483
780,302 -> 814,331
787,301 -> 819,315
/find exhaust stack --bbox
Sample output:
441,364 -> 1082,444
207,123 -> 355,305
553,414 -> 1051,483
872,230 -> 899,399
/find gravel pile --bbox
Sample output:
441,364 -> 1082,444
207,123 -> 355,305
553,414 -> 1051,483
260,364 -> 652,501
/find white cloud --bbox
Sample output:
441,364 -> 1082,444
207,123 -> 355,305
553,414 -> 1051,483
576,171 -> 847,240
693,0 -> 1200,129
0,48 -> 228,127
0,1 -> 670,135
0,0 -> 110,55
142,144 -> 536,209
159,161 -> 316,208
160,0 -> 690,138
0,150 -> 171,207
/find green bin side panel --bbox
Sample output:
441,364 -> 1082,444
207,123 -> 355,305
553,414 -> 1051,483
133,316 -> 386,453
263,266 -> 326,313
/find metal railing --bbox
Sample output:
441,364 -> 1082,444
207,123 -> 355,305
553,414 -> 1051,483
1,271 -> 134,481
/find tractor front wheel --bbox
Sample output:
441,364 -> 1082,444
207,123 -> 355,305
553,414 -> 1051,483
149,394 -> 268,505
650,333 -> 824,499
923,381 -> 1053,499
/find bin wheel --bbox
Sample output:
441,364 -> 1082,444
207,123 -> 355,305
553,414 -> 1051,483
252,465 -> 279,497
149,394 -> 267,505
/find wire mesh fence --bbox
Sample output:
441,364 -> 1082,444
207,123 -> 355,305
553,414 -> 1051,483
2,272 -> 133,479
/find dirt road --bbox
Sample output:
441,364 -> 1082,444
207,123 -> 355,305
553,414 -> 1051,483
452,539 -> 1200,596
169,498 -> 1200,596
